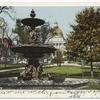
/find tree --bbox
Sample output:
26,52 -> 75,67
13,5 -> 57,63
52,50 -> 64,67
0,17 -> 8,38
0,6 -> 15,20
40,22 -> 51,43
12,19 -> 31,44
66,7 -> 100,77
0,18 -> 13,67
45,23 -> 65,43
0,6 -> 14,66
0,18 -> 8,67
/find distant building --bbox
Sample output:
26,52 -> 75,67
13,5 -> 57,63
45,25 -> 67,64
46,35 -> 66,52
45,25 -> 66,55
0,37 -> 17,64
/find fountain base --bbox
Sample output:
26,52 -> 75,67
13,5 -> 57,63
0,77 -> 89,89
18,58 -> 43,80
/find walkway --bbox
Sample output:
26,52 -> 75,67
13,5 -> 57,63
0,67 -> 24,73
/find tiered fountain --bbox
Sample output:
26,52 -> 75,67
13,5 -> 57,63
11,9 -> 56,80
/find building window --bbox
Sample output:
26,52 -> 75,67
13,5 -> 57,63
59,43 -> 62,46
56,43 -> 58,46
53,43 -> 55,46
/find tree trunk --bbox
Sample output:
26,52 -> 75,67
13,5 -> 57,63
4,57 -> 7,68
90,61 -> 94,78
4,49 -> 7,68
81,62 -> 84,78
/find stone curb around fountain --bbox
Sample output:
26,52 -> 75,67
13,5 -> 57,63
0,77 -> 89,89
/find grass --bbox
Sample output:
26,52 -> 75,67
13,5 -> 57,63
0,64 -> 100,79
44,66 -> 82,75
0,64 -> 25,78
0,69 -> 24,78
0,64 -> 25,70
44,65 -> 100,79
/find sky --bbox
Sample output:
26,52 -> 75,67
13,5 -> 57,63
0,6 -> 94,38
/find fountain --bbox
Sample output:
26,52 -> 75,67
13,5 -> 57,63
11,9 -> 56,80
0,9 -> 89,89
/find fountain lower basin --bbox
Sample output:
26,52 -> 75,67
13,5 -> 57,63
11,44 -> 56,58
0,77 -> 89,89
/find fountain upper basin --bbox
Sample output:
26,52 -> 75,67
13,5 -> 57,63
21,18 -> 45,28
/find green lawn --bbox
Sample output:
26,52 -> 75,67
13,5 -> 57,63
0,69 -> 23,78
44,66 -> 100,78
44,66 -> 82,75
0,64 -> 25,70
0,64 -> 100,79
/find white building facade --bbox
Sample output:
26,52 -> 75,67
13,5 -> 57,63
47,35 -> 66,52
45,25 -> 66,54
44,25 -> 67,64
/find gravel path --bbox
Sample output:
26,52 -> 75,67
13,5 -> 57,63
0,67 -> 24,72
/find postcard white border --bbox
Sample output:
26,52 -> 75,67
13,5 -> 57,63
0,2 -> 100,6
0,90 -> 100,98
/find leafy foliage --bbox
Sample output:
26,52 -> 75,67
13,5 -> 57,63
13,20 -> 51,44
52,50 -> 64,66
40,22 -> 51,43
45,24 -> 65,43
66,7 -> 100,77
12,19 -> 31,44
0,6 -> 15,20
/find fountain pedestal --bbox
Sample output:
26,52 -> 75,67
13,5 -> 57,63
19,58 -> 43,80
